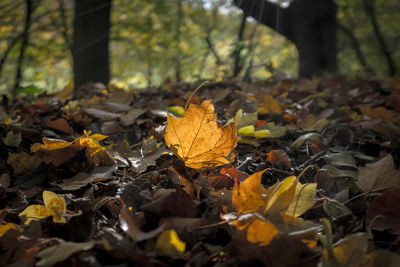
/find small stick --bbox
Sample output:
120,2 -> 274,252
185,80 -> 209,110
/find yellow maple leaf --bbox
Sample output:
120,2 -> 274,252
165,100 -> 238,169
232,170 -> 267,215
18,191 -> 67,224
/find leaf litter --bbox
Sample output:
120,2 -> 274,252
0,76 -> 400,266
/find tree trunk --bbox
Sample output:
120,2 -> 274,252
73,0 -> 111,94
12,0 -> 34,100
234,0 -> 337,76
233,13 -> 247,77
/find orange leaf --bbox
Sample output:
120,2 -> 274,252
165,100 -> 238,169
267,150 -> 291,168
231,213 -> 279,246
232,170 -> 267,215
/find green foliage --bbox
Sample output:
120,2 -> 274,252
0,0 -> 399,94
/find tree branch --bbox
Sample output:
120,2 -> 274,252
233,0 -> 293,42
363,0 -> 397,75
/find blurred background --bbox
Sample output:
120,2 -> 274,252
0,0 -> 399,94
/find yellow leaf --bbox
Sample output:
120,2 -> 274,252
232,170 -> 267,215
264,176 -> 297,216
165,100 -> 238,169
258,95 -> 282,114
286,182 -> 317,217
0,223 -> 23,237
18,191 -> 67,225
90,133 -> 109,142
231,213 -> 279,246
155,230 -> 187,259
167,106 -> 185,117
31,137 -> 72,153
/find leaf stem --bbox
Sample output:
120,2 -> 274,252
185,80 -> 209,110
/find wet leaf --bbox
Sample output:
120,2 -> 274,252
287,182 -> 317,217
165,100 -> 238,169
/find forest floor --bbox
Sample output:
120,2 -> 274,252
1,75 -> 400,266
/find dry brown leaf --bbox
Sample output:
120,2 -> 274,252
357,154 -> 400,192
165,100 -> 238,169
46,118 -> 74,134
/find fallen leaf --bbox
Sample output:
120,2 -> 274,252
46,118 -> 74,134
31,131 -> 114,166
7,152 -> 42,176
357,154 -> 400,192
0,223 -> 23,237
231,213 -> 279,246
3,131 -> 21,146
119,205 -> 165,242
264,176 -> 297,216
297,114 -> 330,132
233,109 -> 258,129
155,229 -> 187,259
266,150 -> 291,168
258,95 -> 282,114
366,189 -> 400,234
18,191 -> 67,224
120,108 -> 146,126
208,166 -> 248,189
165,100 -> 238,169
36,241 -> 96,267
360,106 -> 400,124
323,198 -> 352,219
287,182 -> 317,217
232,170 -> 267,215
